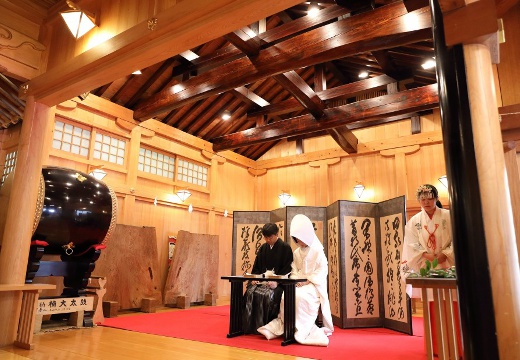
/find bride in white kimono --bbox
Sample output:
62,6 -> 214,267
258,214 -> 334,346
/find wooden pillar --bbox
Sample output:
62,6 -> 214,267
380,145 -> 420,197
429,0 -> 519,358
463,42 -> 520,359
120,128 -> 142,224
309,158 -> 340,204
0,97 -> 51,346
503,143 -> 520,263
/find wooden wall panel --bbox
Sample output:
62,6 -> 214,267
497,3 -> 520,106
254,143 -> 447,214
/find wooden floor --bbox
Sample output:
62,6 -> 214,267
0,300 -> 424,360
0,301 -> 312,360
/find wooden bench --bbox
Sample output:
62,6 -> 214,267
0,283 -> 56,350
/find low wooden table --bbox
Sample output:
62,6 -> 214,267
221,276 -> 307,346
0,283 -> 56,349
406,277 -> 461,360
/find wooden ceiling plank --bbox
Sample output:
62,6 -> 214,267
134,3 -> 431,120
326,60 -> 351,84
186,94 -> 238,134
126,58 -> 177,108
314,61 -> 359,153
211,83 -> 438,151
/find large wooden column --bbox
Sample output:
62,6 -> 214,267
430,0 -> 520,358
463,42 -> 520,359
0,97 -> 51,346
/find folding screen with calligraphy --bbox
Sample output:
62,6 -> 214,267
231,200 -> 410,335
326,196 -> 411,334
231,211 -> 271,275
232,207 -> 326,275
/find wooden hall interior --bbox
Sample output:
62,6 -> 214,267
0,0 -> 519,359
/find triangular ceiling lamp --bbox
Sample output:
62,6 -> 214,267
439,175 -> 448,188
278,191 -> 291,206
176,189 -> 191,202
60,0 -> 97,39
354,184 -> 365,198
88,165 -> 106,180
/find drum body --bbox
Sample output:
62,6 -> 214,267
32,166 -> 117,256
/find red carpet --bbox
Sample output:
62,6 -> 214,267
102,306 -> 426,360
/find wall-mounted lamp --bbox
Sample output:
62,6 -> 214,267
188,204 -> 193,213
88,165 -> 107,180
60,0 -> 97,39
224,209 -> 228,217
354,184 -> 365,198
439,175 -> 448,188
278,191 -> 291,206
154,197 -> 157,206
176,189 -> 191,202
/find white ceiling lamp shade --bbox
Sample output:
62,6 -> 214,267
88,167 -> 107,180
60,1 -> 97,39
176,189 -> 191,202
278,191 -> 291,206
354,184 -> 365,199
439,175 -> 448,188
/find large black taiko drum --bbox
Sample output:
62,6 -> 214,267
32,166 -> 117,257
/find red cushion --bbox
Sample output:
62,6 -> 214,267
31,240 -> 48,247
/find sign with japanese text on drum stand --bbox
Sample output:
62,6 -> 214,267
37,296 -> 94,315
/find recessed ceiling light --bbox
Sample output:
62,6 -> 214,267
308,5 -> 320,16
221,111 -> 231,120
358,71 -> 369,79
421,59 -> 436,69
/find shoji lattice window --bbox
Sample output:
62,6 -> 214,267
138,147 -> 175,179
1,150 -> 17,186
52,120 -> 91,157
177,158 -> 208,187
93,133 -> 126,166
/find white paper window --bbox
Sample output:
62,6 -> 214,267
177,158 -> 208,187
52,120 -> 91,157
1,150 -> 17,186
93,133 -> 126,166
138,147 -> 175,179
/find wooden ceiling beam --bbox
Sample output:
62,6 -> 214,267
224,29 -> 262,57
314,62 -> 358,153
134,2 -> 431,120
22,0 -> 303,106
232,87 -> 270,107
273,71 -> 325,119
247,74 -> 397,118
211,84 -> 438,151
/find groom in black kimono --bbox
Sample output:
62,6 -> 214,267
243,223 -> 293,334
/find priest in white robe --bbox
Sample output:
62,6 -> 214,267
402,184 -> 455,299
403,184 -> 455,273
258,214 -> 334,346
